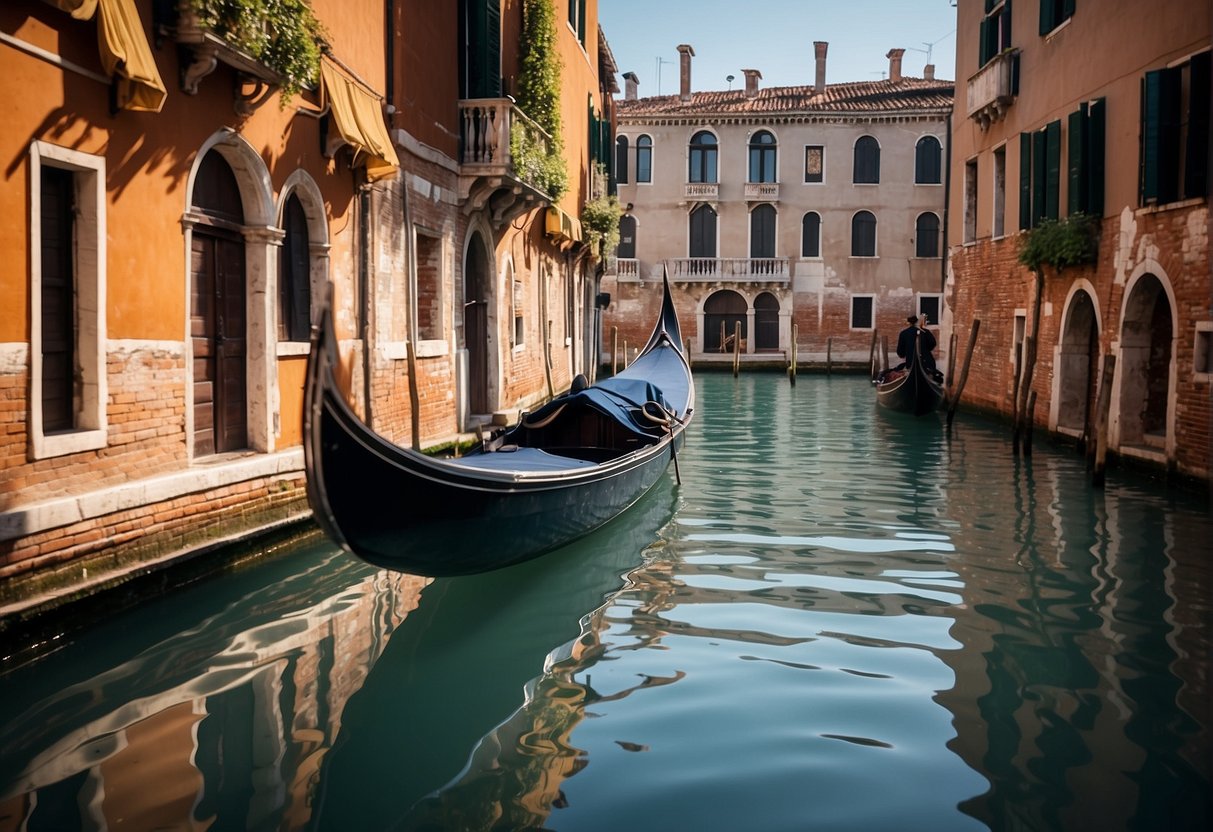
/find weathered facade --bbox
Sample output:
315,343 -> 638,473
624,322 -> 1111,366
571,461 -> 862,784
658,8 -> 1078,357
604,43 -> 954,369
0,0 -> 614,614
947,0 -> 1210,478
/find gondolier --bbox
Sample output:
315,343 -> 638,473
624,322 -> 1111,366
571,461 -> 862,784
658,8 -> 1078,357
896,315 -> 937,372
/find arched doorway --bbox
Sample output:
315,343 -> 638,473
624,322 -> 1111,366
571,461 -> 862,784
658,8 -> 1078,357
464,232 -> 492,415
190,149 -> 247,456
754,292 -> 780,351
1056,290 -> 1098,434
704,290 -> 746,353
1119,274 -> 1173,448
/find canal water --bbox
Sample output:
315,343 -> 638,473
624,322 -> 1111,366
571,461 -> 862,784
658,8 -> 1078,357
1,373 -> 1210,831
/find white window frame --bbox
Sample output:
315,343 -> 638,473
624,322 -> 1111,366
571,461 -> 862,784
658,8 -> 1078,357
29,141 -> 107,460
850,294 -> 876,330
1194,321 -> 1213,381
992,143 -> 1007,239
804,144 -> 825,184
917,293 -> 943,326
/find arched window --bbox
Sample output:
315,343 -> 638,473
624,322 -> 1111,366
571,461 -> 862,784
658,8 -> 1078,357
851,210 -> 877,256
615,135 -> 629,185
754,292 -> 780,351
689,203 -> 717,258
801,212 -> 821,257
750,204 -> 776,258
916,136 -> 942,184
915,212 -> 940,257
853,136 -> 880,184
279,193 -> 311,341
636,135 -> 653,183
748,130 -> 777,183
689,131 -> 718,183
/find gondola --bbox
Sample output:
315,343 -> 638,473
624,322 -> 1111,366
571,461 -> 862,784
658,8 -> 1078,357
303,274 -> 693,577
873,339 -> 945,416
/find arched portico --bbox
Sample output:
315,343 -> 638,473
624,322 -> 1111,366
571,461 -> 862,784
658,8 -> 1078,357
1112,265 -> 1177,461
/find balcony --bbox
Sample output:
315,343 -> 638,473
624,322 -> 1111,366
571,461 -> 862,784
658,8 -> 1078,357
666,257 -> 790,283
967,49 -> 1019,130
458,98 -> 556,225
744,182 -> 780,202
172,3 -> 285,112
683,182 -> 719,201
613,258 -> 640,281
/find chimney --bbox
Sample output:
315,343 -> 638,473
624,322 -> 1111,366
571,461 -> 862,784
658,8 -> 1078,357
678,44 -> 695,101
887,48 -> 905,83
924,64 -> 935,81
742,68 -> 762,99
623,71 -> 639,101
814,41 -> 828,93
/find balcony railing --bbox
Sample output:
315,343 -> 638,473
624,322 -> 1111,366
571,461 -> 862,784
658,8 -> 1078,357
458,98 -> 555,192
967,49 -> 1019,130
666,257 -> 790,282
684,182 -> 719,201
744,182 -> 780,201
614,258 -> 640,281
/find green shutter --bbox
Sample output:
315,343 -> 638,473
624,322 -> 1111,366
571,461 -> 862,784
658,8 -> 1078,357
578,0 -> 587,43
1045,120 -> 1061,220
1068,105 -> 1087,214
1158,66 -> 1183,203
1141,73 -> 1159,203
1040,0 -> 1056,34
1184,51 -> 1210,199
1063,0 -> 1076,19
1020,132 -> 1033,230
1032,128 -> 1047,226
1088,97 -> 1106,215
462,0 -> 501,99
1001,0 -> 1013,51
979,18 -> 992,65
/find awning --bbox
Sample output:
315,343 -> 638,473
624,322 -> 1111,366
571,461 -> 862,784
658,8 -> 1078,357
51,0 -> 167,112
545,206 -> 583,244
320,59 -> 399,182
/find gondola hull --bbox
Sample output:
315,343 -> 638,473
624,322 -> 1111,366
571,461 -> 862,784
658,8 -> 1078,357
304,278 -> 693,576
874,360 -> 944,416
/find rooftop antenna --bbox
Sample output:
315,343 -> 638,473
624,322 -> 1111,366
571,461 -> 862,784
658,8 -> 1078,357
907,30 -> 955,69
655,56 -> 674,95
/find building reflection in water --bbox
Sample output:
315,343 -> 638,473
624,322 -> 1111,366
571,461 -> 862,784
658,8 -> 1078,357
0,539 -> 429,830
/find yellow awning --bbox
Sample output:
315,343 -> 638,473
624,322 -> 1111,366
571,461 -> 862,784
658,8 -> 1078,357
545,206 -> 583,243
50,0 -> 167,112
321,60 -> 399,182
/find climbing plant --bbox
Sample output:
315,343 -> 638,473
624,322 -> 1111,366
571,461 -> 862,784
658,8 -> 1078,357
1018,212 -> 1101,273
581,165 -> 623,258
512,0 -> 567,198
187,0 -> 327,102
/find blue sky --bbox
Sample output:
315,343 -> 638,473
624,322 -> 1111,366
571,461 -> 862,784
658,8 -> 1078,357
597,0 -> 958,96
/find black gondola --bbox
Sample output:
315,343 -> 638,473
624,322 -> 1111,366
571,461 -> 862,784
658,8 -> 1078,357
303,274 -> 693,576
873,339 -> 945,416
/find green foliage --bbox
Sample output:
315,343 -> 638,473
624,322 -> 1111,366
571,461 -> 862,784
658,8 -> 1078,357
581,171 -> 622,258
512,0 -> 567,198
188,0 -> 327,102
1018,213 -> 1101,273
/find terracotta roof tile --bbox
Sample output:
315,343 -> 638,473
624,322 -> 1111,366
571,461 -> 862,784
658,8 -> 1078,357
617,77 -> 954,119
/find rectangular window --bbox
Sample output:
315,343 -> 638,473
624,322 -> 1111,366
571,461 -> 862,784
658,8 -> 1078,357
636,136 -> 652,183
567,0 -> 586,45
1068,98 -> 1106,216
993,144 -> 1007,237
1039,0 -> 1075,35
1141,51 -> 1210,206
415,229 -> 443,341
979,0 -> 1013,66
850,295 -> 874,330
804,145 -> 824,183
1195,322 -> 1213,379
964,158 -> 978,242
1020,119 -> 1062,227
30,142 -> 107,459
512,277 -> 525,348
918,294 -> 942,326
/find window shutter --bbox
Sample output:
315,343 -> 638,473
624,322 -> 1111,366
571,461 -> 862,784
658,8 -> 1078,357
1040,0 -> 1057,34
578,0 -> 587,43
1045,120 -> 1061,220
1088,97 -> 1106,214
1068,105 -> 1087,214
979,18 -> 993,66
1032,129 -> 1047,225
1141,72 -> 1160,203
1063,0 -> 1076,19
1184,51 -> 1210,199
1001,0 -> 1013,51
1158,66 -> 1183,204
462,0 -> 501,99
1019,132 -> 1033,230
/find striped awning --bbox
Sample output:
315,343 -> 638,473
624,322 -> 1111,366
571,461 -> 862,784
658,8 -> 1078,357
51,0 -> 167,112
320,59 -> 399,182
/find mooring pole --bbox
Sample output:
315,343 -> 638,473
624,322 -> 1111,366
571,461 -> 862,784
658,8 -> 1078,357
1024,390 -> 1037,456
946,332 -> 958,390
789,323 -> 798,385
826,337 -> 833,376
946,319 -> 980,431
732,321 -> 741,377
1092,355 -> 1116,487
611,326 -> 619,375
868,329 -> 879,379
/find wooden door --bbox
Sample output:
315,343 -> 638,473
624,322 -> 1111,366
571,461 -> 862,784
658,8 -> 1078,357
192,229 -> 247,456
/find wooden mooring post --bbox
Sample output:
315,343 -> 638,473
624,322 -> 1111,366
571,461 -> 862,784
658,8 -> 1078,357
1091,355 -> 1116,487
732,321 -> 742,377
880,335 -> 890,374
788,323 -> 798,385
868,330 -> 879,379
1024,390 -> 1037,456
946,319 -> 980,431
1013,335 -> 1038,456
611,326 -> 619,375
826,337 -> 833,376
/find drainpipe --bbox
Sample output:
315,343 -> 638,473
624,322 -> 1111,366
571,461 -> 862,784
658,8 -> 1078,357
360,185 -> 373,425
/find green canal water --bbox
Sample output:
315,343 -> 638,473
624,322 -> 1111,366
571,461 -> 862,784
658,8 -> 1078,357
1,373 -> 1210,831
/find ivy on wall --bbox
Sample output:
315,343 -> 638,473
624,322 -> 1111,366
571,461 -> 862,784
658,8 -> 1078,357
187,0 -> 327,101
581,164 -> 622,258
513,0 -> 568,199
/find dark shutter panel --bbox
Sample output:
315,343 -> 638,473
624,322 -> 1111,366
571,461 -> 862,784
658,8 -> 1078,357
1158,66 -> 1183,203
1040,0 -> 1056,34
1088,97 -> 1106,214
1032,128 -> 1047,225
1068,105 -> 1087,215
1020,132 -> 1033,230
463,0 -> 500,99
1045,120 -> 1062,220
40,166 -> 75,433
979,18 -> 992,66
1001,0 -> 1013,51
1141,72 -> 1159,203
1184,51 -> 1210,199
616,137 -> 628,184
1062,0 -> 1076,19
577,0 -> 586,43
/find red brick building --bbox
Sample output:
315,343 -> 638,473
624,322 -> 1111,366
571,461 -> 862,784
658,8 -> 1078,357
947,0 -> 1210,478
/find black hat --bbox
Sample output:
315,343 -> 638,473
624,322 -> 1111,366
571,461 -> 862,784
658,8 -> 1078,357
907,315 -> 918,324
